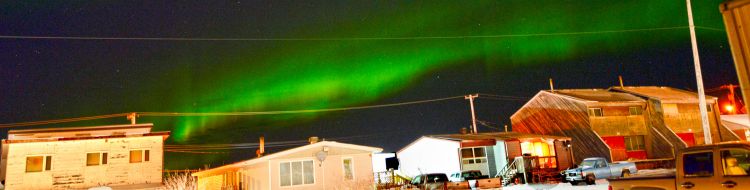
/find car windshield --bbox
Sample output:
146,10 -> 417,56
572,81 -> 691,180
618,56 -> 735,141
462,172 -> 480,178
581,160 -> 597,167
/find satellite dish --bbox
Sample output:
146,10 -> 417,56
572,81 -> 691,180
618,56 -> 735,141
316,150 -> 328,163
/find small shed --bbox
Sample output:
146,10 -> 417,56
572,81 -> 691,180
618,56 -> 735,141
397,132 -> 572,178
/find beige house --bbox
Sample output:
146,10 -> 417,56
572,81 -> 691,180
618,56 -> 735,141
193,141 -> 382,190
0,123 -> 170,190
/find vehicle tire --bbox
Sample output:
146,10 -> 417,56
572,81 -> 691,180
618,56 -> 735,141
585,175 -> 596,185
621,169 -> 631,177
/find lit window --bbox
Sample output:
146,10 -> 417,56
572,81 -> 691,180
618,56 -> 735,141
343,158 -> 354,180
87,152 -> 108,166
26,155 -> 52,172
629,107 -> 643,115
280,160 -> 314,187
130,150 -> 150,163
588,108 -> 603,117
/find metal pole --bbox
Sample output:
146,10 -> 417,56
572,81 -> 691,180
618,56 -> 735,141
686,0 -> 712,144
465,94 -> 479,134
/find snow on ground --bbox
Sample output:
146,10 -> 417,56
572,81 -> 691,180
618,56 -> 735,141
503,179 -> 609,190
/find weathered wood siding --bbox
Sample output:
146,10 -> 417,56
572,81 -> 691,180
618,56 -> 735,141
4,136 -> 164,190
511,91 -> 612,163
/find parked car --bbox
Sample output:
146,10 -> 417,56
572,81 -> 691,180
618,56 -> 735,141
411,173 -> 448,190
608,142 -> 750,190
565,157 -> 637,185
448,170 -> 489,182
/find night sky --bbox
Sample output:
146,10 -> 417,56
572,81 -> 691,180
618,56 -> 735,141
0,0 -> 740,169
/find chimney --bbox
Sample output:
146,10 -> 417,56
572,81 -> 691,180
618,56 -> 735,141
460,128 -> 468,134
309,136 -> 320,144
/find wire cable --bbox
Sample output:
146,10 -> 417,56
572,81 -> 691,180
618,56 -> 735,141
137,95 -> 465,117
0,95 -> 465,128
0,26 -> 692,41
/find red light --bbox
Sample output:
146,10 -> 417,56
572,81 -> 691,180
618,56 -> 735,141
725,105 -> 735,112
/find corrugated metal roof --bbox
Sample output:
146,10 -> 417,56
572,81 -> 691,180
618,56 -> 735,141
428,132 -> 570,141
548,89 -> 645,102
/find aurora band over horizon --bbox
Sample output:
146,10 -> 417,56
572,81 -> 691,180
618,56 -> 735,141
164,0 -> 727,142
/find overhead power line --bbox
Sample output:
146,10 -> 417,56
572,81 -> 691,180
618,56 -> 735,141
137,95 -> 464,117
0,26 -> 712,41
0,95 -> 467,128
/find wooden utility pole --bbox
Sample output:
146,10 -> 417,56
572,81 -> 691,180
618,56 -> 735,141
465,94 -> 479,134
686,0 -> 712,144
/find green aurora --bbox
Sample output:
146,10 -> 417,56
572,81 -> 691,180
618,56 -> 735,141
161,0 -> 728,143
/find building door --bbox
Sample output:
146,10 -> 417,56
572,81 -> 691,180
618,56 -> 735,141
677,133 -> 696,147
601,136 -> 627,161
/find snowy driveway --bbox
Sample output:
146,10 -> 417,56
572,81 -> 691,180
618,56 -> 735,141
502,179 -> 609,190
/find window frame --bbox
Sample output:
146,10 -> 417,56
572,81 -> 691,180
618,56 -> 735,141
342,157 -> 355,181
460,147 -> 488,164
628,106 -> 643,115
683,151 -> 715,178
588,108 -> 603,117
624,135 -> 646,151
129,149 -> 150,163
26,155 -> 52,173
279,159 -> 316,187
720,148 -> 750,177
86,152 -> 109,166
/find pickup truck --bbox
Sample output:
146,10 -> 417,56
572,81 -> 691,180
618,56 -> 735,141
608,142 -> 750,190
447,170 -> 501,189
564,157 -> 637,185
410,173 -> 448,190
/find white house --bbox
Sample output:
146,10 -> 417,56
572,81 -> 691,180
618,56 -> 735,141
193,140 -> 382,190
0,123 -> 170,190
397,132 -> 573,178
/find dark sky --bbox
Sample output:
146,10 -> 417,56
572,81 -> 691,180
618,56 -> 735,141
0,0 -> 740,169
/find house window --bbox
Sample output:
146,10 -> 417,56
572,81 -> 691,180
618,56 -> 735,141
343,158 -> 354,180
624,136 -> 645,151
87,152 -> 108,166
280,160 -> 314,187
461,147 -> 488,164
629,106 -> 643,115
662,104 -> 679,115
129,150 -> 150,163
26,155 -> 52,172
588,108 -> 603,117
706,104 -> 713,112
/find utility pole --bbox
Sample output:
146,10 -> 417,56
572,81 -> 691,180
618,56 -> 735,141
686,0 -> 712,144
465,94 -> 479,134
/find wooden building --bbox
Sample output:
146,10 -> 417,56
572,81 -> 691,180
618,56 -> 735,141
0,123 -> 170,190
397,132 -> 573,178
511,86 -> 739,163
193,141 -> 382,190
